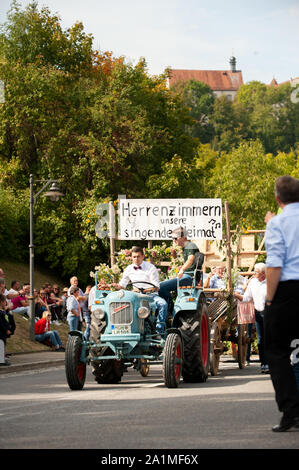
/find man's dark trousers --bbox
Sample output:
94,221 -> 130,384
264,280 -> 299,418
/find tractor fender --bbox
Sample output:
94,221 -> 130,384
166,327 -> 184,341
165,327 -> 184,359
68,330 -> 85,340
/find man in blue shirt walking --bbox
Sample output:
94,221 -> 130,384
265,175 -> 299,432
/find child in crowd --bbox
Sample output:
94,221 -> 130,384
0,293 -> 12,366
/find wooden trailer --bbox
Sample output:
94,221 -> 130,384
197,202 -> 265,375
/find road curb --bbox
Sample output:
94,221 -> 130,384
0,359 -> 65,375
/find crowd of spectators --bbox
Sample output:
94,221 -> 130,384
0,267 -> 93,363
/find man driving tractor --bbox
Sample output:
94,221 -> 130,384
113,246 -> 168,336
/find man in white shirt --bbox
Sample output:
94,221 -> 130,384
234,263 -> 269,373
7,281 -> 20,299
68,276 -> 84,297
114,246 -> 168,335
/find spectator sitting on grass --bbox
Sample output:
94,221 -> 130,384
6,282 -> 30,320
35,311 -> 65,351
0,278 -> 6,295
42,283 -> 61,323
22,282 -> 30,297
6,280 -> 20,299
49,284 -> 64,322
34,289 -> 49,319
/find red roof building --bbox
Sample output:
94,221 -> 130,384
269,77 -> 299,87
168,57 -> 243,101
269,78 -> 278,87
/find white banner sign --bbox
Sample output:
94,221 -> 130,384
118,199 -> 222,240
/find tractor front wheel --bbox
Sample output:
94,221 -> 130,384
65,335 -> 87,390
163,333 -> 183,388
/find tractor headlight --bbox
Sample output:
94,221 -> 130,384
93,308 -> 105,320
138,306 -> 150,319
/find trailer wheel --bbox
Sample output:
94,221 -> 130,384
180,298 -> 210,383
210,321 -> 221,376
65,335 -> 86,390
139,358 -> 150,377
163,333 -> 183,388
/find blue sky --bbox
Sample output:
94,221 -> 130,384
0,0 -> 298,84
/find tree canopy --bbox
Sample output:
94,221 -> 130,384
0,2 -> 298,283
171,79 -> 215,143
0,1 -> 195,282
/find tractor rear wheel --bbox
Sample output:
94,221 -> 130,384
91,347 -> 124,384
180,298 -> 210,383
163,333 -> 183,388
65,335 -> 86,390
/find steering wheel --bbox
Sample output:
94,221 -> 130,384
126,281 -> 157,294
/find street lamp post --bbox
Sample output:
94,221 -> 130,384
29,174 -> 64,341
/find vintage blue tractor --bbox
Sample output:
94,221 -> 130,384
65,257 -> 210,390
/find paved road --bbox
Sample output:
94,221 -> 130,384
0,355 -> 298,450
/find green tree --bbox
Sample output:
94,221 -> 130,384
0,1 -> 93,73
171,79 -> 215,143
147,143 -> 218,199
235,81 -> 299,154
0,185 -> 29,260
211,95 -> 250,152
209,140 -> 296,227
0,2 -> 196,282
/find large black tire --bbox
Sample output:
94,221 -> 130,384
163,332 -> 183,388
91,347 -> 124,384
65,335 -> 86,390
180,297 -> 210,383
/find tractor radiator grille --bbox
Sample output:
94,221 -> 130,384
109,302 -> 133,325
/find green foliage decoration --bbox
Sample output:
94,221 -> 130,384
90,244 -> 184,290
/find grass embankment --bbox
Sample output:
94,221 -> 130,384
6,316 -> 70,354
0,259 -> 67,291
1,258 -> 70,354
